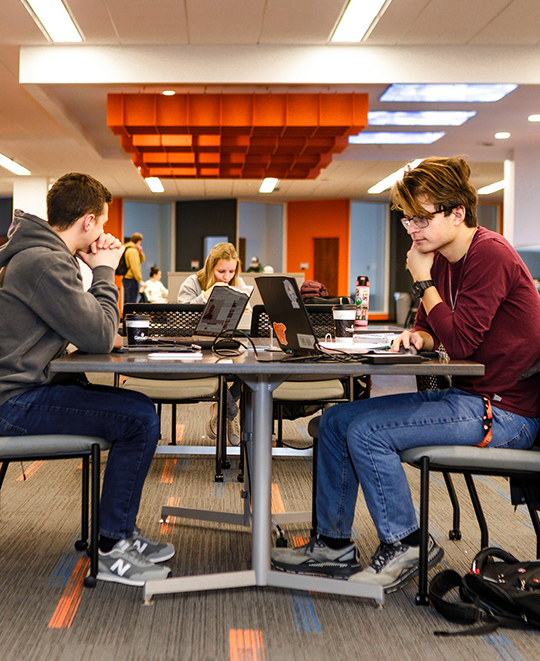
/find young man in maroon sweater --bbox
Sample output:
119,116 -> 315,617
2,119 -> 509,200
271,157 -> 540,592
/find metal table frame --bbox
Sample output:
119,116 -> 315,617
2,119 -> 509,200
51,349 -> 484,607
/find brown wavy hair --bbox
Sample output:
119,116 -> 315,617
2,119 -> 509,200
391,156 -> 478,228
197,242 -> 242,289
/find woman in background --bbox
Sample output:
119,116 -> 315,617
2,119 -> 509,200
141,266 -> 168,303
177,242 -> 247,304
177,242 -> 245,444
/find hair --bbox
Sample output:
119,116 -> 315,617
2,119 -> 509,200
391,156 -> 478,228
149,266 -> 161,278
47,173 -> 112,231
197,242 -> 241,289
130,232 -> 143,244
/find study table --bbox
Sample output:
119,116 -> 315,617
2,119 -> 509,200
50,348 -> 484,607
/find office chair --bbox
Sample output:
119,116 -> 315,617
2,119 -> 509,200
119,303 -> 228,480
0,434 -> 111,587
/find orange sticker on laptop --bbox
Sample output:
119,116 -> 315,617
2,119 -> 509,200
273,322 -> 288,345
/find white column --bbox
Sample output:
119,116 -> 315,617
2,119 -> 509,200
512,147 -> 540,249
503,159 -> 515,245
13,178 -> 49,219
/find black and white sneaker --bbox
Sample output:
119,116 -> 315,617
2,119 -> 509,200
271,535 -> 361,578
350,535 -> 443,593
132,526 -> 175,563
97,539 -> 171,587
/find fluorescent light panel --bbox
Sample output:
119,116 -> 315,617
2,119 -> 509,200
331,0 -> 391,42
380,84 -> 518,103
368,159 -> 423,195
23,0 -> 82,42
259,178 -> 279,194
368,110 -> 476,126
144,177 -> 164,193
0,153 -> 31,176
478,180 -> 505,195
349,132 -> 445,145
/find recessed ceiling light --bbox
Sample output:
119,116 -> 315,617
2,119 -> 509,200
478,180 -> 505,195
22,0 -> 82,43
331,0 -> 392,42
0,153 -> 31,176
494,132 -> 511,139
368,111 -> 476,126
259,178 -> 279,194
380,84 -> 518,103
528,114 -> 540,122
349,132 -> 445,145
368,159 -> 423,195
162,90 -> 176,96
144,177 -> 164,193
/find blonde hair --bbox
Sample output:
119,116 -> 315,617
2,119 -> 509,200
197,242 -> 241,289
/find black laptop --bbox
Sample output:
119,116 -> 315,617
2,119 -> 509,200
255,275 -> 424,363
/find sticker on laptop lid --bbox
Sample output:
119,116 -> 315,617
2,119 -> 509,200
273,322 -> 288,345
298,334 -> 315,349
283,280 -> 300,309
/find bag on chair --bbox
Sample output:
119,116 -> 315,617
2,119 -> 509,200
429,547 -> 540,636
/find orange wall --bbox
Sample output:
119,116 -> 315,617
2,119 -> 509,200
286,199 -> 350,296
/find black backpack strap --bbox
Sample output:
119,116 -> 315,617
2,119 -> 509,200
429,570 -> 501,636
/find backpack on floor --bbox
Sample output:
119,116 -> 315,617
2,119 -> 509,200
429,548 -> 540,636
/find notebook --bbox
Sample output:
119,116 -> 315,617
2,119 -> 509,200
255,275 -> 424,362
119,285 -> 251,352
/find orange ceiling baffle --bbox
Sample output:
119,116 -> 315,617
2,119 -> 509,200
107,92 -> 368,180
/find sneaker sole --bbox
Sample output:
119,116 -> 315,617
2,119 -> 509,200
272,559 -> 361,579
384,545 -> 444,594
206,421 -> 217,440
95,568 -> 170,587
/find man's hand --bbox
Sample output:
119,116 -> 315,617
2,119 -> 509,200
391,330 -> 433,353
406,242 -> 435,282
77,233 -> 123,270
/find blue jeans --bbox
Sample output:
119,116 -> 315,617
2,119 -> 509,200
0,383 -> 160,540
316,387 -> 540,544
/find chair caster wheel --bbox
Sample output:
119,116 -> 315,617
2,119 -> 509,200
84,575 -> 97,588
449,530 -> 461,540
222,460 -> 231,470
75,540 -> 88,551
215,474 -> 224,482
415,593 -> 430,606
237,474 -> 244,483
276,537 -> 288,548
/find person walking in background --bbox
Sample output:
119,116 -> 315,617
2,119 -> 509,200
141,266 -> 168,303
122,232 -> 145,303
177,242 -> 247,444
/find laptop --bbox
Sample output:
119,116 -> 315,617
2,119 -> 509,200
118,285 -> 251,352
255,275 -> 424,363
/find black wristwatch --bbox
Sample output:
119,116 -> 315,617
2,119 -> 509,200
412,279 -> 436,298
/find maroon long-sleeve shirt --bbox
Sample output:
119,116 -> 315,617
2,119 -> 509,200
414,226 -> 540,417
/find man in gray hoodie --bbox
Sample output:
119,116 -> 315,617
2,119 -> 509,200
0,173 -> 175,586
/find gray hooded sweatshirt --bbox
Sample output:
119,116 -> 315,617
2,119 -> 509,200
0,210 -> 120,407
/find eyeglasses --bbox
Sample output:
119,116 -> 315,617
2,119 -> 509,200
401,208 -> 447,230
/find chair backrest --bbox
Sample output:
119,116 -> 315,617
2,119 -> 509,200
250,304 -> 335,339
122,303 -> 205,337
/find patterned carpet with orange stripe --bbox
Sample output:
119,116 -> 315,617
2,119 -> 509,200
1,375 -> 540,660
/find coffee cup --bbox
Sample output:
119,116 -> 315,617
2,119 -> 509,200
332,304 -> 356,342
124,314 -> 151,345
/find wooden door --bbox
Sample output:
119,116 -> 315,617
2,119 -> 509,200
313,237 -> 339,296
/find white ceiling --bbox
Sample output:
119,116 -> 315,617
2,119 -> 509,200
1,0 -> 540,204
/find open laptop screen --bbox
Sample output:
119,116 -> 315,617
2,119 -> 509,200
195,285 -> 250,337
255,276 -> 319,355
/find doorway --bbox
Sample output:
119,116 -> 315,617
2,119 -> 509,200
314,237 -> 339,295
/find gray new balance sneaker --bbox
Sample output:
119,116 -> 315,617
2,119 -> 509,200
132,526 -> 175,563
271,535 -> 361,578
350,535 -> 444,593
97,539 -> 171,586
